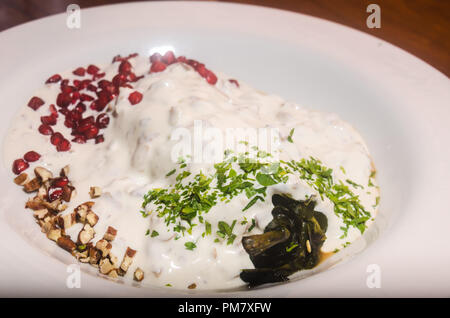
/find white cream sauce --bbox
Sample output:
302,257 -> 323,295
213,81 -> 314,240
3,56 -> 379,290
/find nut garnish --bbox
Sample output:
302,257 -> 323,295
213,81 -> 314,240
57,236 -> 76,253
78,224 -> 95,245
86,211 -> 99,227
62,185 -> 75,202
34,167 -> 53,182
14,173 -> 29,186
99,258 -> 115,275
57,212 -> 76,229
118,247 -> 136,276
89,186 -> 102,198
47,228 -> 63,242
23,178 -> 41,193
33,208 -> 49,220
108,269 -> 119,278
89,246 -> 101,265
95,239 -> 112,258
60,165 -> 70,177
15,165 -> 143,283
134,268 -> 144,282
103,226 -> 117,241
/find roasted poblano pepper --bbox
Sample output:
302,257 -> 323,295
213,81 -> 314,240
240,194 -> 328,286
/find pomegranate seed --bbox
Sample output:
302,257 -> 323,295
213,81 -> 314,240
50,132 -> 64,145
95,134 -> 105,144
24,151 -> 41,162
150,61 -> 167,73
87,84 -> 98,92
76,122 -> 94,134
150,52 -> 162,63
186,59 -> 199,68
162,51 -> 176,65
73,67 -> 86,76
128,91 -> 143,105
49,104 -> 58,116
56,92 -> 71,108
87,65 -> 100,75
72,135 -> 87,144
61,85 -> 75,94
93,72 -> 106,80
205,71 -> 217,85
48,186 -> 63,202
229,79 -> 239,87
119,60 -> 132,74
52,176 -> 69,187
56,139 -> 71,152
80,93 -> 94,101
73,79 -> 82,90
27,96 -> 45,111
112,73 -> 127,87
12,159 -> 29,175
40,115 -> 57,126
96,113 -> 110,128
84,125 -> 99,139
89,101 -> 98,111
177,56 -> 187,63
80,116 -> 95,126
64,118 -> 75,128
60,79 -> 69,89
59,108 -> 69,116
46,74 -> 62,84
80,79 -> 92,89
38,124 -> 53,135
98,80 -> 111,90
196,64 -> 207,77
71,91 -> 81,104
96,90 -> 113,111
74,102 -> 87,113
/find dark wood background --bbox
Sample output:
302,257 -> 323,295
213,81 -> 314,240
0,0 -> 448,76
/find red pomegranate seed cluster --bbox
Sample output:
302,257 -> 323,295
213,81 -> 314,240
149,51 -> 218,85
12,151 -> 41,175
31,54 -> 145,154
17,51 -> 224,175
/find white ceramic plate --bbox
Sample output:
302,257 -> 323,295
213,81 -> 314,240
0,1 -> 449,297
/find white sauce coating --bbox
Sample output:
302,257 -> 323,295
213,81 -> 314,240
3,56 -> 379,290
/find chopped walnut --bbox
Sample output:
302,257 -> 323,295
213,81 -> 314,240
95,239 -> 112,258
78,224 -> 95,245
103,226 -> 117,241
134,268 -> 144,282
34,167 -> 53,182
99,258 -> 115,275
57,236 -> 76,253
14,173 -> 29,186
89,186 -> 102,198
23,178 -> 41,193
118,247 -> 136,276
86,211 -> 99,227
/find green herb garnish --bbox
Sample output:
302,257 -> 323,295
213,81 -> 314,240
184,241 -> 197,251
287,128 -> 295,143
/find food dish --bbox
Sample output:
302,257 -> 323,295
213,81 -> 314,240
4,51 -> 379,289
0,2 -> 449,296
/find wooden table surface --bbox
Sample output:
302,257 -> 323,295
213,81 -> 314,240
0,0 -> 448,76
